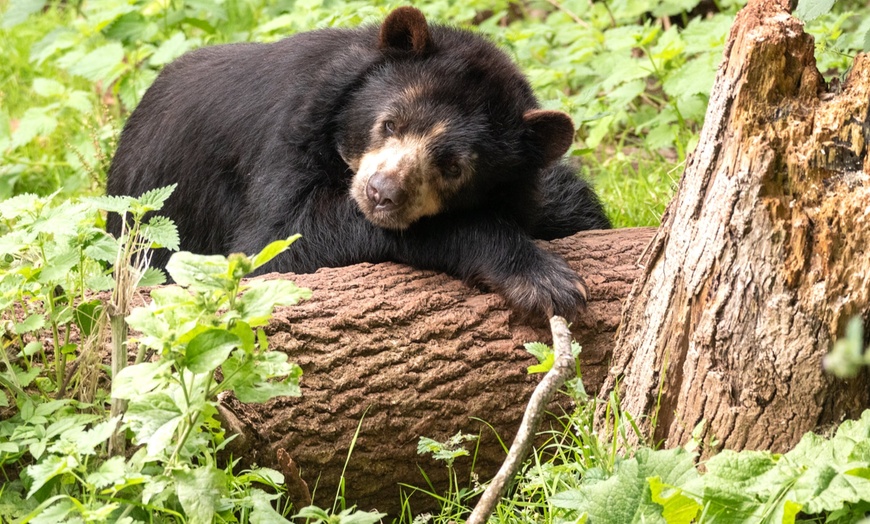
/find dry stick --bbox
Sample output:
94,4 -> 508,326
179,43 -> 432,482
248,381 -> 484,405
466,315 -> 576,524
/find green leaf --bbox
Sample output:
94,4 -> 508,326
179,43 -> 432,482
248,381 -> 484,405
31,78 -> 65,98
663,56 -> 718,99
10,107 -> 57,149
251,235 -> 301,270
651,0 -> 702,17
648,476 -> 701,524
25,498 -> 75,524
21,341 -> 42,357
551,448 -> 698,523
45,413 -> 100,440
38,245 -> 79,283
64,89 -> 93,113
14,313 -> 45,335
222,351 -> 302,403
34,200 -> 89,237
1,0 -> 47,28
524,341 -> 551,361
85,194 -> 133,215
85,456 -> 127,489
74,300 -> 103,338
137,266 -> 167,287
142,474 -> 172,505
233,375 -> 302,403
136,184 -> 177,212
250,488 -> 290,524
30,27 -> 78,65
337,508 -> 388,524
118,67 -> 158,109
694,450 -> 780,523
102,11 -> 151,43
795,0 -> 836,21
25,454 -> 75,498
149,32 -> 198,67
10,365 -> 40,388
84,234 -> 120,262
0,193 -> 39,220
49,417 -> 119,456
174,466 -> 228,524
68,43 -> 125,83
294,506 -> 330,521
182,17 -> 216,34
238,280 -> 311,326
166,251 -> 231,291
185,329 -> 240,374
125,393 -> 183,458
141,215 -> 179,251
527,353 -> 554,374
112,361 -> 172,399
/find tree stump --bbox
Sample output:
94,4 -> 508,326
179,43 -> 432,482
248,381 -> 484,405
601,0 -> 870,453
221,228 -> 653,513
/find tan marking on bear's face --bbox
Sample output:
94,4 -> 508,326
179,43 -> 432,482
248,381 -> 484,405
400,84 -> 427,104
350,121 -> 461,229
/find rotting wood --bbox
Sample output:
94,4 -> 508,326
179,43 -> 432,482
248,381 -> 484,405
601,0 -> 870,454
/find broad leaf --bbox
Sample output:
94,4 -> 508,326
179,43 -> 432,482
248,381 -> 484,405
10,107 -> 57,149
251,235 -> 301,270
68,43 -> 125,83
185,329 -> 240,374
1,0 -> 46,28
142,215 -> 179,251
174,466 -> 227,524
166,251 -> 231,291
795,0 -> 836,21
238,280 -> 311,326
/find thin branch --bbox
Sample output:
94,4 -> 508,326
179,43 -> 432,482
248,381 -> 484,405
466,316 -> 576,524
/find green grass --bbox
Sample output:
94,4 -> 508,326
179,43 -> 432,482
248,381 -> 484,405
591,154 -> 682,229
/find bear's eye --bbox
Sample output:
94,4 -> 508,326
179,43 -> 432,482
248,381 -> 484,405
383,120 -> 396,136
444,162 -> 462,178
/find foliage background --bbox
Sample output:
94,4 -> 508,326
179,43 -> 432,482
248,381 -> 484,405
2,0 -> 865,227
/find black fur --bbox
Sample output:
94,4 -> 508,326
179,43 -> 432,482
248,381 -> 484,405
107,7 -> 610,319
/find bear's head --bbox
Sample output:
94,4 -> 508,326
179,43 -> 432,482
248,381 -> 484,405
338,6 -> 576,230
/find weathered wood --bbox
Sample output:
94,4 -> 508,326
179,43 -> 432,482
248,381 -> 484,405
220,227 -> 653,513
601,0 -> 870,454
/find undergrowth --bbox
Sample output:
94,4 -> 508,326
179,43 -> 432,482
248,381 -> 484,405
402,342 -> 870,524
0,190 -> 383,523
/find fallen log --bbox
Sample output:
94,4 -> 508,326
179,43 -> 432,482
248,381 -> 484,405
220,227 -> 654,513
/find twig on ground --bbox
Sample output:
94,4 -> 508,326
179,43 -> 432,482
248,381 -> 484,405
466,315 -> 576,524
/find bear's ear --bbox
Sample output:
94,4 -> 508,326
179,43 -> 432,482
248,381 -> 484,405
523,109 -> 575,165
379,6 -> 432,55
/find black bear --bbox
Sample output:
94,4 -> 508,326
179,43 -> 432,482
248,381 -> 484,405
107,6 -> 610,318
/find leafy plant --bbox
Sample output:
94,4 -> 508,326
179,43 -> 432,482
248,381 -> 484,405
796,0 -> 870,77
0,188 -> 358,522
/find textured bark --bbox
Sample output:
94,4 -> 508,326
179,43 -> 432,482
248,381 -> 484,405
601,0 -> 870,454
221,228 -> 653,513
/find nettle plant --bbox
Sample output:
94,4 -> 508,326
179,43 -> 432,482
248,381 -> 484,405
0,188 -> 389,522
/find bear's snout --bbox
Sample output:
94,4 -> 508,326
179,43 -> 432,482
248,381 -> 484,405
366,172 -> 408,211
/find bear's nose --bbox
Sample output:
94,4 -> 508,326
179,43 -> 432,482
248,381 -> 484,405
366,173 -> 407,210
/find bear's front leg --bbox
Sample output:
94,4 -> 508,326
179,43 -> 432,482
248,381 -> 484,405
396,217 -> 588,320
